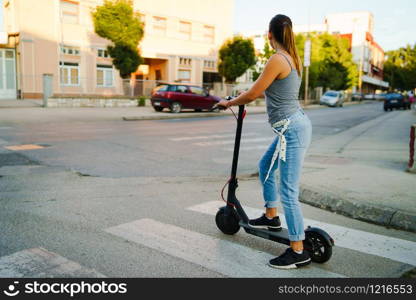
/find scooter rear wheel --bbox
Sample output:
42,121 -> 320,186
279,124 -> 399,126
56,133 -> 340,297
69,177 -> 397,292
215,207 -> 240,235
305,231 -> 333,263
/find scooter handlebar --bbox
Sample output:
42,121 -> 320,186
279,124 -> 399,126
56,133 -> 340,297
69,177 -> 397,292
212,96 -> 234,111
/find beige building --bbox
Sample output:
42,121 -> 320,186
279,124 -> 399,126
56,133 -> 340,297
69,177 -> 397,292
0,0 -> 234,99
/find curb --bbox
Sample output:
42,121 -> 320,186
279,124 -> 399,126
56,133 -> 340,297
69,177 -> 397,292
246,172 -> 416,233
299,185 -> 416,233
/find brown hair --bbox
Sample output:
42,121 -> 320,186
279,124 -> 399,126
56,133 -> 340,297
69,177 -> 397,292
269,14 -> 302,76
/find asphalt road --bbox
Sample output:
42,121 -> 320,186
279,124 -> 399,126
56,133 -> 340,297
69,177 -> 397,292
1,101 -> 386,178
0,101 -> 415,278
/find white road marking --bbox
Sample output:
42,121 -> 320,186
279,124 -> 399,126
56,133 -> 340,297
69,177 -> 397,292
170,132 -> 257,141
187,201 -> 416,266
105,218 -> 344,278
0,248 -> 105,277
195,137 -> 272,147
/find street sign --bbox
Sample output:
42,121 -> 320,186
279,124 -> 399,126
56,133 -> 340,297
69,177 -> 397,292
304,39 -> 311,67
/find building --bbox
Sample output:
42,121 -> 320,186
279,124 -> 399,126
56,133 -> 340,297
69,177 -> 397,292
0,0 -> 233,99
296,11 -> 389,93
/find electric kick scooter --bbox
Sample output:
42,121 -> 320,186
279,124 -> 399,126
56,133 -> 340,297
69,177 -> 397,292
215,99 -> 334,263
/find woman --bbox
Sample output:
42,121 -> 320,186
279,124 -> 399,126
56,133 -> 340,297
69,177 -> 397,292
217,14 -> 312,269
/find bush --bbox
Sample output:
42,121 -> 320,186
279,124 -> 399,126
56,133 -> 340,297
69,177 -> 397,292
137,96 -> 146,107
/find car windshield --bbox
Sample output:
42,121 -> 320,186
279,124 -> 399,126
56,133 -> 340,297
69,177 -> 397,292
154,85 -> 169,92
324,92 -> 338,97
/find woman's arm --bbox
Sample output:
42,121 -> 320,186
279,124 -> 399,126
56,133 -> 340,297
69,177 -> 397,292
222,54 -> 286,107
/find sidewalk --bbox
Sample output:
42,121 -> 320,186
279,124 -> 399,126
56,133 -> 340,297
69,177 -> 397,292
297,109 -> 416,232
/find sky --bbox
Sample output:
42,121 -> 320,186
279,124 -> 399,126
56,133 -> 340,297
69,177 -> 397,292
0,0 -> 414,51
234,0 -> 416,51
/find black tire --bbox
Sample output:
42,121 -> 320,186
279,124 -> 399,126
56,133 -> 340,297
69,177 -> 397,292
304,231 -> 333,263
170,102 -> 182,113
215,207 -> 240,235
154,106 -> 163,112
384,107 -> 388,112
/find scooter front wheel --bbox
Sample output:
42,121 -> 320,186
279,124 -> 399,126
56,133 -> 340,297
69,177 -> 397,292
215,206 -> 240,235
304,230 -> 333,263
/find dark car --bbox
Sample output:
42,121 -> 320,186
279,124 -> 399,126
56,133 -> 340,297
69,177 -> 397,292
151,83 -> 221,113
384,93 -> 411,111
351,92 -> 363,101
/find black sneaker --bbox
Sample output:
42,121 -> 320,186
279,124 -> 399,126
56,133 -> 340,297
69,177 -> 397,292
248,214 -> 282,231
268,248 -> 311,269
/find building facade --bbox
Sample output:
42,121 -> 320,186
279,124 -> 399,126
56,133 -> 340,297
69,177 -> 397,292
295,11 -> 389,93
0,0 -> 233,99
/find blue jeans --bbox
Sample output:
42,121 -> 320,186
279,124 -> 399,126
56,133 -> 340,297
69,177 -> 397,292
258,108 -> 312,241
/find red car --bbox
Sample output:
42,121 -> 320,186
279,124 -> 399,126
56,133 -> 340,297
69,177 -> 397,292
151,83 -> 221,113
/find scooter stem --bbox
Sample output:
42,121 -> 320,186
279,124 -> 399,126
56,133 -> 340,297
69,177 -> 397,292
230,105 -> 245,178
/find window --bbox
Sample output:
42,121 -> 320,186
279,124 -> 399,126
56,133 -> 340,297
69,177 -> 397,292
61,45 -> 80,56
179,57 -> 192,66
97,48 -> 109,58
204,60 -> 215,69
178,70 -> 191,82
174,85 -> 189,93
189,86 -> 204,95
96,65 -> 113,87
153,16 -> 167,35
60,62 -> 79,86
60,0 -> 79,24
179,21 -> 191,40
203,25 -> 215,43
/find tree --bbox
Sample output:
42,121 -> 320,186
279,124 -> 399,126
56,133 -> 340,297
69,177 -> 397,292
384,44 -> 416,91
295,33 -> 358,91
252,39 -> 274,81
218,36 -> 256,83
92,0 -> 144,78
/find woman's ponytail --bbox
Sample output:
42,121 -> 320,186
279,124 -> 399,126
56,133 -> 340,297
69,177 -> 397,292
269,15 -> 302,76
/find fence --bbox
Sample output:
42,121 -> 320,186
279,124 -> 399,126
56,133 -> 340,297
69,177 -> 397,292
20,74 -> 357,107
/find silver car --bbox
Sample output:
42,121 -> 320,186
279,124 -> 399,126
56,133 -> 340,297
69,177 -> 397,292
320,91 -> 345,107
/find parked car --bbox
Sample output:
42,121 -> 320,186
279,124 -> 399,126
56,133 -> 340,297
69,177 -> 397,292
384,93 -> 411,111
364,93 -> 376,100
351,92 -> 363,101
374,93 -> 387,101
320,91 -> 345,107
151,83 -> 221,113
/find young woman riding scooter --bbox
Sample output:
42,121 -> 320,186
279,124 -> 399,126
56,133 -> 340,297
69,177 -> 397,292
216,14 -> 312,269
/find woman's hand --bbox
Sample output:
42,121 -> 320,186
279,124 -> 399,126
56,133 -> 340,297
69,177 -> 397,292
216,99 -> 231,109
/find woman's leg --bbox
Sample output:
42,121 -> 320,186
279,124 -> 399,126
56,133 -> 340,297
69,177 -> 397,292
258,136 -> 280,216
278,117 -> 312,250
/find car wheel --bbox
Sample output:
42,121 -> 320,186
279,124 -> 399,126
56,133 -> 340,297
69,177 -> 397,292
384,107 -> 387,112
170,102 -> 182,113
154,106 -> 163,112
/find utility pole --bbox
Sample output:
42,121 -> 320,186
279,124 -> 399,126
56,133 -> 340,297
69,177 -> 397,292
304,39 -> 311,106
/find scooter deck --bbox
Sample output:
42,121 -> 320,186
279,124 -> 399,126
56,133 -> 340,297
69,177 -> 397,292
240,222 -> 291,246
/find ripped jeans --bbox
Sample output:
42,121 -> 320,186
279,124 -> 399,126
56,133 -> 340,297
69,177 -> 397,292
258,108 -> 312,241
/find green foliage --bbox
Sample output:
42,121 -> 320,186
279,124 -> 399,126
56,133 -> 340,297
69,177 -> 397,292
296,33 -> 358,90
384,44 -> 416,91
107,44 -> 143,78
218,36 -> 256,83
137,95 -> 146,106
92,0 -> 144,78
252,39 -> 274,81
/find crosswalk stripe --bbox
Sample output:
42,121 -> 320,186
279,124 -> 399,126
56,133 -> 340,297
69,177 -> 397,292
195,137 -> 272,147
105,218 -> 344,278
187,201 -> 416,266
170,133 -> 257,142
0,248 -> 105,277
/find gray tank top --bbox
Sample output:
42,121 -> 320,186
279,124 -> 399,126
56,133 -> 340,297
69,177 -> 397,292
265,52 -> 301,124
